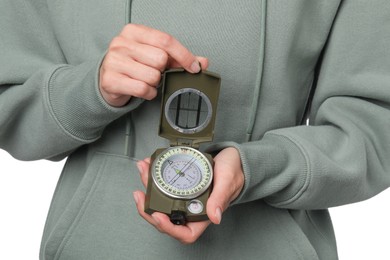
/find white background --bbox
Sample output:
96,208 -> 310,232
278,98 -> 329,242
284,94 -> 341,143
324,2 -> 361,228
1,149 -> 389,259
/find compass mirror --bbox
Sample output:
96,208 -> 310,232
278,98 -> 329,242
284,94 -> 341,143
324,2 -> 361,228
164,88 -> 212,134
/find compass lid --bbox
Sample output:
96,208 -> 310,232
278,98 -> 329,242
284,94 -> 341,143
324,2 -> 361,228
159,69 -> 221,147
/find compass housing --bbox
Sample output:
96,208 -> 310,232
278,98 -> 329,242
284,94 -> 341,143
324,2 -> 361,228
145,69 -> 221,224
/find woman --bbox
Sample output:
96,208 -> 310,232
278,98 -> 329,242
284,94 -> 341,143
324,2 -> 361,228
1,0 -> 390,259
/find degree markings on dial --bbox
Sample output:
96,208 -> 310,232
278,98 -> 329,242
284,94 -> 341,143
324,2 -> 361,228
153,147 -> 212,197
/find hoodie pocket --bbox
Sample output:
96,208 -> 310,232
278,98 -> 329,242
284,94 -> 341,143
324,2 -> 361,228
41,152 -> 142,260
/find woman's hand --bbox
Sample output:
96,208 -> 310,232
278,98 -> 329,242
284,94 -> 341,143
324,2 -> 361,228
99,24 -> 208,107
133,147 -> 244,244
206,147 -> 245,224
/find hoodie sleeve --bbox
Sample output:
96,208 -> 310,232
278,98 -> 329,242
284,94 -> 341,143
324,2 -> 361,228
0,1 -> 142,161
212,0 -> 390,210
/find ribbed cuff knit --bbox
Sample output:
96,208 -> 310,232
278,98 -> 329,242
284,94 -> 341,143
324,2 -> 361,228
206,133 -> 308,208
47,56 -> 143,142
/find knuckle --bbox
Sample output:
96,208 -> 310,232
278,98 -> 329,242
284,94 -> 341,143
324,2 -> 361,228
231,182 -> 238,194
158,33 -> 174,48
126,42 -> 137,53
99,72 -> 112,89
123,23 -> 137,34
144,88 -> 157,101
109,36 -> 123,49
180,236 -> 197,245
136,209 -> 143,218
101,74 -> 120,94
105,84 -> 120,95
102,53 -> 116,67
148,69 -> 161,85
155,51 -> 169,69
133,82 -> 150,97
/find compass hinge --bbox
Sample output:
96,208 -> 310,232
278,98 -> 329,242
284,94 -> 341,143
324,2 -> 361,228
171,139 -> 199,149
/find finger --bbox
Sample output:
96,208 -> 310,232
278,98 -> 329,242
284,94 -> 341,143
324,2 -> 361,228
128,43 -> 169,72
123,60 -> 162,87
151,212 -> 210,244
169,56 -> 209,71
206,148 -> 244,225
100,71 -> 157,100
206,170 -> 238,225
109,36 -> 169,72
104,51 -> 162,87
197,57 -> 209,70
144,158 -> 151,164
133,190 -> 159,226
134,190 -> 210,244
206,183 -> 229,225
136,159 -> 150,188
122,24 -> 201,73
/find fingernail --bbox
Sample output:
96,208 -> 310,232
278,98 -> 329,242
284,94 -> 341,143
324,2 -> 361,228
136,161 -> 143,174
190,61 -> 201,73
133,192 -> 139,205
215,207 -> 222,224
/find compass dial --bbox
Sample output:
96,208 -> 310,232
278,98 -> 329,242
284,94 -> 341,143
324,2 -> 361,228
152,146 -> 213,199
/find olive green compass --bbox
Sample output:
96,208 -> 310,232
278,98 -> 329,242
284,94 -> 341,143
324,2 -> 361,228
144,69 -> 221,225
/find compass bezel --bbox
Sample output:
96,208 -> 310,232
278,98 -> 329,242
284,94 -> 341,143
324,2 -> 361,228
151,146 -> 213,199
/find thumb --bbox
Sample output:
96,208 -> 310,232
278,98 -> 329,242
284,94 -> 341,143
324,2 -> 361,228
168,56 -> 209,71
205,147 -> 244,225
196,56 -> 209,70
206,180 -> 232,225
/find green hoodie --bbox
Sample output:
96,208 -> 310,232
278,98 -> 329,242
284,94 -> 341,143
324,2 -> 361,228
1,0 -> 390,259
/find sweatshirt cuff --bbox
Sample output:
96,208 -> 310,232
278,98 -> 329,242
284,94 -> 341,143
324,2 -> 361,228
206,133 -> 309,207
47,57 -> 143,142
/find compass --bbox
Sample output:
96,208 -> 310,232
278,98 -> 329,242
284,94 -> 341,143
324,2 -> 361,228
144,69 -> 221,225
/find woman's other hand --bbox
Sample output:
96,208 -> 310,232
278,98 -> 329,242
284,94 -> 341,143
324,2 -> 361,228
99,24 -> 208,107
133,147 -> 244,244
